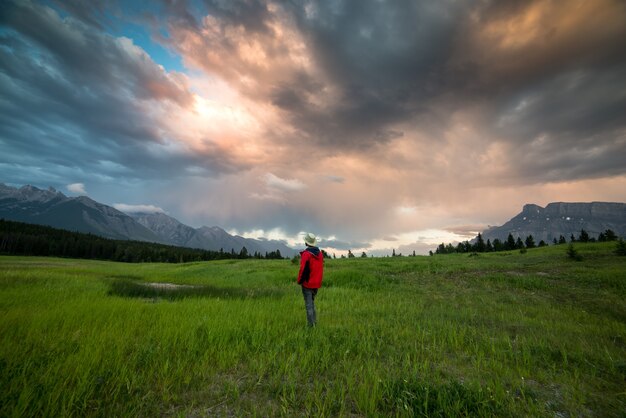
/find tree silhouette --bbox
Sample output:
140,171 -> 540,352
605,229 -> 617,241
578,229 -> 590,243
475,233 -> 486,252
506,234 -> 516,250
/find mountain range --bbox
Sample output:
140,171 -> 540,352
0,184 -> 297,256
481,202 -> 626,243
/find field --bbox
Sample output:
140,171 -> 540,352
1,243 -> 625,417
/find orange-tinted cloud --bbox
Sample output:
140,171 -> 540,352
2,0 -> 625,254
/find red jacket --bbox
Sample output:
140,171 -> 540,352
297,246 -> 324,288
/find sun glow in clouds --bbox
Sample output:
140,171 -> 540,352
1,0 -> 625,255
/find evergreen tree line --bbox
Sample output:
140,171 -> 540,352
0,219 -> 286,262
434,229 -> 619,255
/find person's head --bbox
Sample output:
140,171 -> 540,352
304,232 -> 318,247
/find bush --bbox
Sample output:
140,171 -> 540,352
615,239 -> 626,256
566,243 -> 582,261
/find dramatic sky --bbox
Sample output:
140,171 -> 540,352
1,0 -> 625,254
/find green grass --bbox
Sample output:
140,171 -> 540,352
1,242 -> 625,416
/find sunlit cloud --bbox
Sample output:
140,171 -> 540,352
113,204 -> 166,214
1,0 -> 625,253
265,173 -> 306,192
66,183 -> 86,195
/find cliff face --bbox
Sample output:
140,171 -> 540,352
481,202 -> 626,243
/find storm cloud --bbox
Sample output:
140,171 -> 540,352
1,0 -> 625,253
155,0 -> 626,182
0,0 -> 255,191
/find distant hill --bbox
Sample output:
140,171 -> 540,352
131,212 -> 297,257
481,202 -> 626,242
0,184 -> 296,256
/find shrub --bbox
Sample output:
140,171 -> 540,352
566,243 -> 582,261
615,239 -> 626,256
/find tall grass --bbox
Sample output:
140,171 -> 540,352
0,242 -> 625,416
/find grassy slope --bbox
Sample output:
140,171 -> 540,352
0,243 -> 625,417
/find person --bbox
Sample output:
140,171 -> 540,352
297,232 -> 324,327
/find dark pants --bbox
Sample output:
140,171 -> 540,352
301,286 -> 318,327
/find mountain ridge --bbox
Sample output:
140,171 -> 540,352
481,201 -> 626,242
132,212 -> 296,256
0,184 -> 296,256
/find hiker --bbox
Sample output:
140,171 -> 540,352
297,232 -> 324,327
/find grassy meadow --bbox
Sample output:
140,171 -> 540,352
1,243 -> 625,417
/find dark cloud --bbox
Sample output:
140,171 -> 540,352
50,0 -> 111,29
1,0 -> 625,245
275,0 -> 466,148
201,0 -> 273,35
156,0 -> 626,182
323,239 -> 371,251
3,1 -> 192,107
0,0 -> 250,191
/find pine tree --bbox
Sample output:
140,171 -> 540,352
475,233 -> 486,252
525,235 -> 536,248
515,237 -> 525,249
506,233 -> 516,250
605,229 -> 617,241
615,239 -> 626,256
558,235 -> 567,244
578,229 -> 590,243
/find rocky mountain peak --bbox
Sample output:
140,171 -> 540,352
12,184 -> 66,203
1,183 -> 296,256
482,201 -> 626,242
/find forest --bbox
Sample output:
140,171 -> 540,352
0,219 -> 285,262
